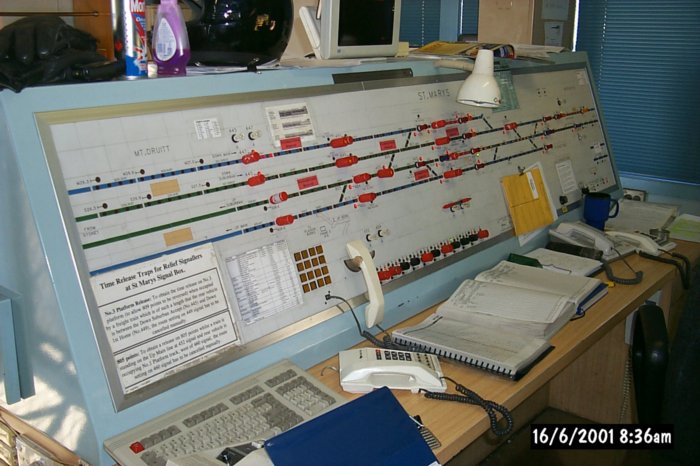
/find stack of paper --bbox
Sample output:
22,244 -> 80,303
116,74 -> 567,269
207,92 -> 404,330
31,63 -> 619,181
668,214 -> 700,243
524,247 -> 603,276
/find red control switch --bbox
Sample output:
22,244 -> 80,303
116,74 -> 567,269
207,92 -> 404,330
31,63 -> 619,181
247,173 -> 266,187
353,173 -> 372,184
241,150 -> 261,164
376,167 -> 395,178
443,169 -> 463,179
421,251 -> 434,263
335,155 -> 359,168
330,136 -> 354,148
275,215 -> 295,226
358,192 -> 377,203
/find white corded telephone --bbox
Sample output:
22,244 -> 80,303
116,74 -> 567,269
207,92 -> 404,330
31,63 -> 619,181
605,230 -> 662,255
550,221 -> 616,256
549,221 -> 662,259
338,348 -> 447,394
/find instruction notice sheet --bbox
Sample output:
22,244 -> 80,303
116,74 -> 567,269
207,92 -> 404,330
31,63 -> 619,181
90,244 -> 239,393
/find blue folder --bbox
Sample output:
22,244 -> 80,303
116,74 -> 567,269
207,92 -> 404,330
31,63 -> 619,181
264,387 -> 439,466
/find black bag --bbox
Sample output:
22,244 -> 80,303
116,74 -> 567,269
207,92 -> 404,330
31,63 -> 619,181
0,16 -> 122,92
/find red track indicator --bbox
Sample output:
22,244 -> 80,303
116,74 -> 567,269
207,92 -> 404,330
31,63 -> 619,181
376,167 -> 395,178
431,119 -> 447,129
443,168 -> 463,179
504,122 -> 518,131
435,136 -> 451,146
330,135 -> 354,148
358,192 -> 377,203
275,215 -> 295,226
335,155 -> 359,168
247,173 -> 266,186
353,173 -> 372,184
241,150 -> 261,164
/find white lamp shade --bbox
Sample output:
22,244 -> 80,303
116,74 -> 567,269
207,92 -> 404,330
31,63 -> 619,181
457,49 -> 501,108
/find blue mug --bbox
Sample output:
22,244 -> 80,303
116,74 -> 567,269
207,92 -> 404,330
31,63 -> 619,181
583,192 -> 619,230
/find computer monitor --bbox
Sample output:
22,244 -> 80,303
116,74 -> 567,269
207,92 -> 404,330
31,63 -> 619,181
300,0 -> 401,59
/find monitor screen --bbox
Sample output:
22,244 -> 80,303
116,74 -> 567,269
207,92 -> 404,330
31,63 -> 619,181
338,0 -> 395,47
319,0 -> 401,59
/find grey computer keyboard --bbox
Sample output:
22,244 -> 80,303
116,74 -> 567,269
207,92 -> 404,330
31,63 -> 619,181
104,360 -> 347,466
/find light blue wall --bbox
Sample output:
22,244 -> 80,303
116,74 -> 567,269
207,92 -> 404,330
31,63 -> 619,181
620,175 -> 700,216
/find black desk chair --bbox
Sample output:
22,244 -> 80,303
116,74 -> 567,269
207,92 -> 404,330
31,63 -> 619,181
632,268 -> 700,465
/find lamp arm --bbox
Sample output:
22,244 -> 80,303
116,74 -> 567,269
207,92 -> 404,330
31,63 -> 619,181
434,59 -> 475,72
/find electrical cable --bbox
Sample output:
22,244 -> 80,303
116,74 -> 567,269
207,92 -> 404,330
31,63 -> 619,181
602,250 -> 643,285
325,293 -> 406,350
638,250 -> 691,289
421,377 -> 514,437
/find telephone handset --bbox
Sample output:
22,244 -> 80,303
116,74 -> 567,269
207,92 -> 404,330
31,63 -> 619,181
346,240 -> 384,328
338,348 -> 447,394
605,230 -> 661,255
549,221 -> 616,256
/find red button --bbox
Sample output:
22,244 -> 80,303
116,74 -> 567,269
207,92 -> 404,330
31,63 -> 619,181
441,244 -> 454,254
478,228 -> 490,239
421,252 -> 434,263
129,442 -> 145,454
378,270 -> 393,281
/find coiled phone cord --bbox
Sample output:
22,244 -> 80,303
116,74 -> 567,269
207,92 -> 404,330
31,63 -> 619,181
421,377 -> 514,437
638,250 -> 691,289
603,249 -> 644,285
325,293 -> 407,350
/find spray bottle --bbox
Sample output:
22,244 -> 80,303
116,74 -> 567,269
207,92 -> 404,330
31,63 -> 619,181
152,0 -> 190,76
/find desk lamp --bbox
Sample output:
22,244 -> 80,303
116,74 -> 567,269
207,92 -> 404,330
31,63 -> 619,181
435,49 -> 501,108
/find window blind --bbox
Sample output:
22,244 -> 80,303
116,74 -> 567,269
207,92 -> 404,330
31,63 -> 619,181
576,0 -> 700,185
400,0 -> 441,47
460,0 -> 478,35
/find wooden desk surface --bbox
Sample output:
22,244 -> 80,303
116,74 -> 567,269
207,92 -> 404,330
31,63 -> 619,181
308,240 -> 700,464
